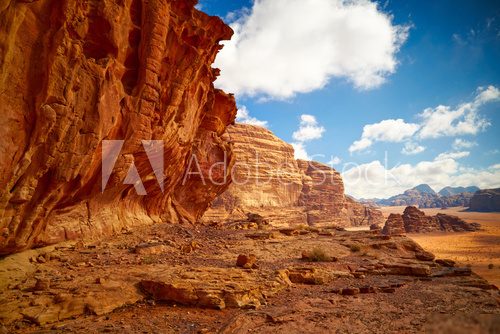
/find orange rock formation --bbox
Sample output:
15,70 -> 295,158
0,0 -> 236,254
202,124 -> 383,227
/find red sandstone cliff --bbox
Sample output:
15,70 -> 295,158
0,0 -> 236,254
202,124 -> 383,227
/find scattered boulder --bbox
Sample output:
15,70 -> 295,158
134,243 -> 169,255
287,268 -> 327,285
33,278 -> 50,292
236,254 -> 257,269
181,241 -> 200,254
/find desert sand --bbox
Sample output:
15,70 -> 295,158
380,206 -> 500,286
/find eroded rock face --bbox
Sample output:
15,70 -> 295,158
382,206 -> 481,235
435,214 -> 481,232
469,188 -> 500,212
402,206 -> 441,233
298,159 -> 347,226
202,124 -> 383,227
345,196 -> 385,227
0,0 -> 236,254
382,214 -> 405,235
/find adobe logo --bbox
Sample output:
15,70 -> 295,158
101,140 -> 164,195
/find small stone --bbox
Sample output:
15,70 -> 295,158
359,286 -> 376,294
236,254 -> 257,269
135,243 -> 168,255
33,278 -> 50,291
95,277 -> 106,284
341,288 -> 360,296
353,273 -> 366,279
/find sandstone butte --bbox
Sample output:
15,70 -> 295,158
201,124 -> 384,228
0,0 -> 237,254
382,206 -> 481,235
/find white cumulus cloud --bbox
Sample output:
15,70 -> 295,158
291,114 -> 325,160
401,141 -> 425,155
452,138 -> 477,150
349,119 -> 419,153
435,151 -> 470,160
292,114 -> 325,142
342,155 -> 500,199
418,85 -> 499,139
215,0 -> 409,99
291,142 -> 309,160
235,105 -> 268,128
328,156 -> 342,165
348,85 -> 499,153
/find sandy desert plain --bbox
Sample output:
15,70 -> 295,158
379,206 -> 500,286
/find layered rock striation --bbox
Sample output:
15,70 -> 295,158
0,0 -> 236,254
202,124 -> 383,227
381,213 -> 405,236
382,206 -> 481,235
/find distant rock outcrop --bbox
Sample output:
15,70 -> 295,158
402,206 -> 441,233
381,214 -> 405,235
469,188 -> 500,212
202,124 -> 383,227
345,196 -> 385,227
377,184 -> 478,208
382,206 -> 481,235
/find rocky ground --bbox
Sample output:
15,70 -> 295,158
1,222 -> 499,334
382,206 -> 500,287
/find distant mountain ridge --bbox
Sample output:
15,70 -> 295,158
412,184 -> 436,194
438,186 -> 480,196
376,184 -> 480,208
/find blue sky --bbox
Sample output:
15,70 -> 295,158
198,0 -> 500,198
